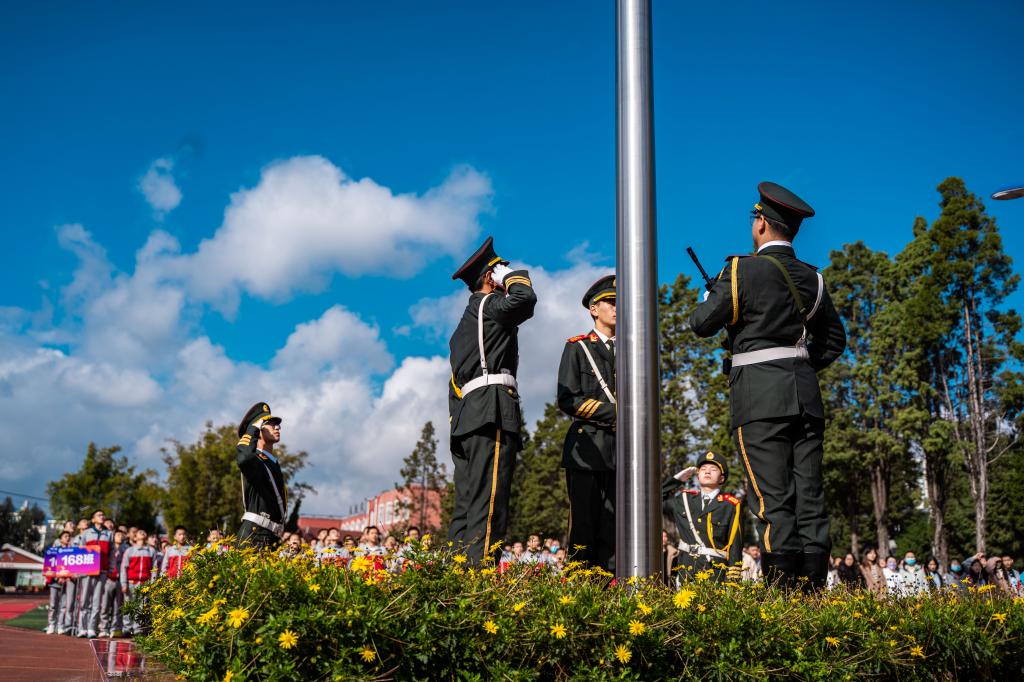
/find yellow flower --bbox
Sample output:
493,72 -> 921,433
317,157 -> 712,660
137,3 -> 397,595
759,608 -> 771,621
513,602 -> 526,613
614,644 -> 632,664
349,556 -> 373,572
559,595 -> 574,605
910,645 -> 925,658
825,636 -> 839,647
628,620 -> 646,636
480,567 -> 495,576
697,604 -> 706,613
673,589 -> 696,609
637,601 -> 652,615
359,646 -> 376,663
197,606 -> 219,625
453,554 -> 468,564
483,620 -> 499,634
852,611 -> 862,618
308,583 -> 321,593
169,607 -> 185,620
224,672 -> 233,682
227,607 -> 249,628
255,636 -> 262,644
992,612 -> 1007,623
278,630 -> 298,650
695,568 -> 714,581
550,623 -> 567,639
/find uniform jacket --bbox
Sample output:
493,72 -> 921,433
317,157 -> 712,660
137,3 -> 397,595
120,545 -> 158,586
557,331 -> 616,470
662,482 -> 742,567
448,271 -> 537,440
236,427 -> 288,525
688,244 -> 846,427
161,545 -> 191,579
80,526 -> 114,573
107,541 -> 128,580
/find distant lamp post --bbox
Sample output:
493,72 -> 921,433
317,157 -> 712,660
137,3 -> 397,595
991,184 -> 1024,201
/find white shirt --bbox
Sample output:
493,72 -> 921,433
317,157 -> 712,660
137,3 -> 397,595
700,488 -> 720,508
757,240 -> 793,253
593,328 -> 615,352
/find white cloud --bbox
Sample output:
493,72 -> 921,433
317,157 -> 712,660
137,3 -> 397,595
139,157 -> 182,217
185,156 -> 492,306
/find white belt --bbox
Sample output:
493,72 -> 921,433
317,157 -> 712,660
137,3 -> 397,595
678,540 -> 725,558
460,371 -> 517,397
731,345 -> 809,367
242,512 -> 284,537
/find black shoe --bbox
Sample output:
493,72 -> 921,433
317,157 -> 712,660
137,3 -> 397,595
761,552 -> 801,589
800,552 -> 829,594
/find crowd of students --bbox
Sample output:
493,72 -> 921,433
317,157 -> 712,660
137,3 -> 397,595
45,509 -> 215,638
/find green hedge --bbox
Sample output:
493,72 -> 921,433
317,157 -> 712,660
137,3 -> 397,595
127,541 -> 1023,680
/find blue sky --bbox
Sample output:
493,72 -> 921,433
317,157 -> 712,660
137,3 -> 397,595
2,1 -> 1022,515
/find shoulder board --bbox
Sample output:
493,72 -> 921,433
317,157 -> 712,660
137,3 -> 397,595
722,493 -> 740,505
724,254 -> 753,261
683,489 -> 699,495
567,334 -> 590,343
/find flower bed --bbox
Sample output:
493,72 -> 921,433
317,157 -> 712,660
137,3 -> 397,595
127,543 -> 1023,680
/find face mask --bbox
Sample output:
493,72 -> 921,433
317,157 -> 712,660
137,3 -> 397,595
951,565 -> 962,573
887,561 -> 898,570
905,558 -> 917,567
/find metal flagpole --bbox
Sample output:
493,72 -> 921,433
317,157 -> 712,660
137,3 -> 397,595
615,0 -> 661,579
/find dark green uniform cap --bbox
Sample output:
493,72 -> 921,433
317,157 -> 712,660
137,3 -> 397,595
451,236 -> 508,290
755,182 -> 815,234
582,274 -> 616,308
696,451 -> 728,481
237,402 -> 281,438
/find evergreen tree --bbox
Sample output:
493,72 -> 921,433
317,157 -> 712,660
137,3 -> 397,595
658,274 -> 731,475
394,421 -> 447,536
897,178 -> 1022,554
508,403 -> 569,542
0,497 -> 46,550
161,423 -> 311,536
47,443 -> 161,529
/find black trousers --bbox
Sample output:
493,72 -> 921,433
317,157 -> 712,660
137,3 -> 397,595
238,520 -> 280,549
565,468 -> 615,572
448,426 -> 519,563
734,414 -> 830,554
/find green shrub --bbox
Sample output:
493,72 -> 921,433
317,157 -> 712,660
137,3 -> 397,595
126,541 -> 1023,681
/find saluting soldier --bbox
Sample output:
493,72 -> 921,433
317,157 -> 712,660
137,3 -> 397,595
448,236 -> 537,563
557,274 -> 617,571
662,452 -> 743,582
688,182 -> 846,590
236,402 -> 287,548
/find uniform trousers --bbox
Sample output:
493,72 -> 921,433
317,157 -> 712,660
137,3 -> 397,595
77,574 -> 105,634
735,414 -> 830,554
47,583 -> 63,630
99,576 -> 123,633
60,579 -> 78,633
565,468 -> 615,572
448,426 -> 519,564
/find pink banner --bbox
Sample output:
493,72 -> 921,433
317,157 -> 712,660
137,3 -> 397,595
44,546 -> 100,577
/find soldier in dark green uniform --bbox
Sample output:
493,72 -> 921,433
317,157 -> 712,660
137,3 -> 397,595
688,182 -> 846,591
661,452 -> 743,582
236,402 -> 287,549
448,237 -> 537,564
557,274 -> 617,571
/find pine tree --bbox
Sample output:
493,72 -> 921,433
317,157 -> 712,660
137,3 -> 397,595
394,421 -> 447,536
507,403 -> 570,542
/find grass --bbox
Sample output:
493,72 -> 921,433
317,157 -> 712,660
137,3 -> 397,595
3,604 -> 49,631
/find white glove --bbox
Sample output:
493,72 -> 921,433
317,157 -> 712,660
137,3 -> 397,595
700,289 -> 710,302
674,466 -> 697,481
491,263 -> 513,285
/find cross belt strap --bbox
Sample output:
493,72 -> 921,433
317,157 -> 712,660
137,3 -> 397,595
681,492 -> 712,552
577,340 -> 616,404
241,512 -> 284,537
731,345 -> 810,367
677,540 -> 726,558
